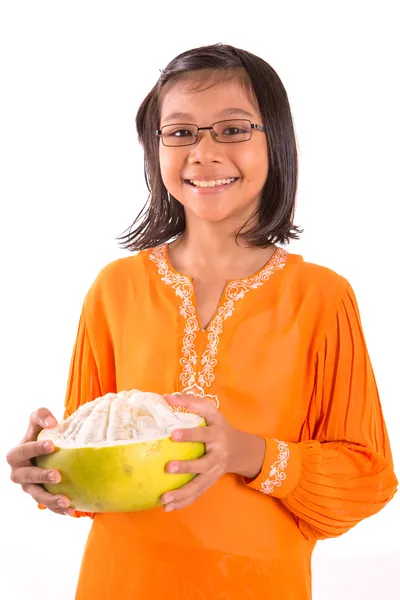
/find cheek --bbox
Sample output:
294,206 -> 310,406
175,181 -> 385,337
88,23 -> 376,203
159,148 -> 185,184
239,145 -> 268,187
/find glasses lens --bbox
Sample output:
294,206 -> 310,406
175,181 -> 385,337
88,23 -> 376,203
213,119 -> 252,143
161,124 -> 197,146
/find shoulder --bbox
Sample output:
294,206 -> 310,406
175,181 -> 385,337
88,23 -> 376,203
94,249 -> 149,283
281,249 -> 359,341
83,247 -> 155,309
284,249 -> 351,303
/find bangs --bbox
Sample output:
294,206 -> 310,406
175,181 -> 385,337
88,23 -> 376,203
159,68 -> 258,113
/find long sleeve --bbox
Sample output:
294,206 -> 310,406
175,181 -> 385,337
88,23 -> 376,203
39,301 -> 116,518
244,280 -> 398,540
63,309 -> 103,420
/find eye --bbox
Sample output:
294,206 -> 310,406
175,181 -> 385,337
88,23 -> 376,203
222,127 -> 246,136
167,128 -> 194,138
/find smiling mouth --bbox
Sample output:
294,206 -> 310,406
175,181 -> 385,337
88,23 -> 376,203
184,177 -> 240,188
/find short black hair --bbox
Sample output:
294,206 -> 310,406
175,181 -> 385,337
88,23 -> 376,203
117,43 -> 302,251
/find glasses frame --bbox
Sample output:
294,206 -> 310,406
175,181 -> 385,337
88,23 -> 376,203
156,118 -> 265,147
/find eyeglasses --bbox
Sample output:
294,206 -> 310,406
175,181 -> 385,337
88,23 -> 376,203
156,119 -> 265,147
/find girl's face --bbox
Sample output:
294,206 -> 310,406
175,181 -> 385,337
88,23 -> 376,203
158,78 -> 269,227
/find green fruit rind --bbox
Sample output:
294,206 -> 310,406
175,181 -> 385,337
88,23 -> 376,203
37,422 -> 205,513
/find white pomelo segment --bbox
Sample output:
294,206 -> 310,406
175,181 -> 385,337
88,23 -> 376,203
37,390 -> 205,513
38,390 -> 203,448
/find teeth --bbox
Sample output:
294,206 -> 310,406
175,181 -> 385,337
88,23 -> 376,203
189,177 -> 236,188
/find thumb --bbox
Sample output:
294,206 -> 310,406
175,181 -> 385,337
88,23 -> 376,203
22,407 -> 58,443
164,394 -> 218,424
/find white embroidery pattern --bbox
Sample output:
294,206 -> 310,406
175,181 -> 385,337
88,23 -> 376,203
149,244 -> 288,411
149,245 -> 200,395
260,439 -> 290,494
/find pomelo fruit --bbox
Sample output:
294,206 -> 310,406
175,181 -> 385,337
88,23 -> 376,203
36,390 -> 205,512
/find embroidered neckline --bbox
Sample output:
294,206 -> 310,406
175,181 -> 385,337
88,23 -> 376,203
163,242 -> 286,286
149,243 -> 288,409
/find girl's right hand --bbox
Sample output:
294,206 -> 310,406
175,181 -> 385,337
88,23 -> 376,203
6,407 -> 74,516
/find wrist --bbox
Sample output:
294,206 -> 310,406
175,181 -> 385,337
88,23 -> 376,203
231,429 -> 266,479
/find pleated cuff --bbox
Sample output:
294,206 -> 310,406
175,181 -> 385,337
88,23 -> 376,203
243,438 -> 302,498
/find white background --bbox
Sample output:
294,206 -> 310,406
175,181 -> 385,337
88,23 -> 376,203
1,1 -> 399,598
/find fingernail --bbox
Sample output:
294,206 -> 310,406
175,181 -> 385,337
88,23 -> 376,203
57,498 -> 69,508
168,463 -> 179,473
48,471 -> 60,482
43,441 -> 52,451
172,431 -> 183,441
164,504 -> 174,512
43,418 -> 54,427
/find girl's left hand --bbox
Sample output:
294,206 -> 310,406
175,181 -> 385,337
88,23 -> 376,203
161,394 -> 265,512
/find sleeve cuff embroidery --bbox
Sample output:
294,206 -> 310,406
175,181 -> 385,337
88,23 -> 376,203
244,438 -> 302,498
260,439 -> 290,494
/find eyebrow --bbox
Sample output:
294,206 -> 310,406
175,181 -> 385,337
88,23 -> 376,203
162,107 -> 255,124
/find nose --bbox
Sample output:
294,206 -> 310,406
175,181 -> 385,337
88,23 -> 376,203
196,127 -> 219,145
187,128 -> 224,163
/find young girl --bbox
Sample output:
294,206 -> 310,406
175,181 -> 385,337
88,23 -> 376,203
7,43 -> 398,599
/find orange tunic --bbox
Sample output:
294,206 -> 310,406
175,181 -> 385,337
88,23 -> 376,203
61,244 -> 397,599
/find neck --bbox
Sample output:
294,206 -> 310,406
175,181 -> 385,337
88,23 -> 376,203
168,220 -> 275,279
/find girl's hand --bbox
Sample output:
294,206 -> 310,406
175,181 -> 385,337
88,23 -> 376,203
162,394 -> 265,511
6,408 -> 74,516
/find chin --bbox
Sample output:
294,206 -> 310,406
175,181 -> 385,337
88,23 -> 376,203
184,198 -> 257,225
187,207 -> 239,223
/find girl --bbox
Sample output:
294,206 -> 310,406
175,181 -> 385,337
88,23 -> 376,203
7,43 -> 398,599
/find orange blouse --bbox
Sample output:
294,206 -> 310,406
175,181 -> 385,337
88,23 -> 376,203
57,244 -> 397,599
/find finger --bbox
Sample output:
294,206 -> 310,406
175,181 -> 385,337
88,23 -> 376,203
6,439 -> 55,467
50,508 -> 76,516
170,424 -> 215,443
165,454 -> 214,475
38,502 -> 75,516
38,504 -> 75,516
11,466 -> 61,486
22,408 -> 58,444
164,394 -> 219,424
23,483 -> 72,512
162,472 -> 218,511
